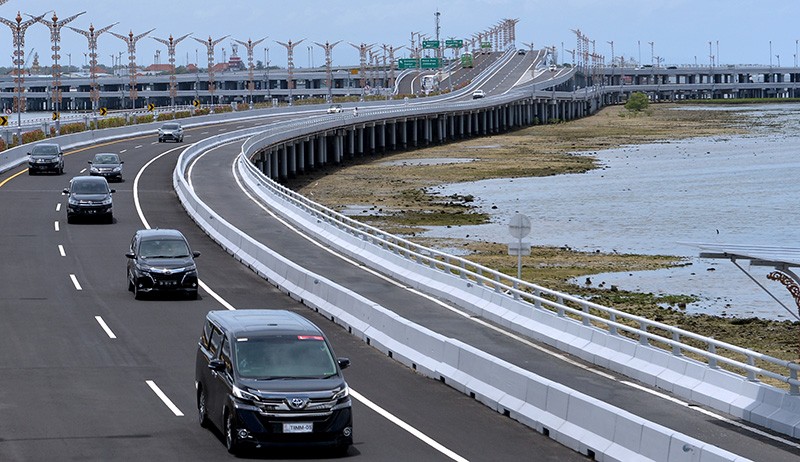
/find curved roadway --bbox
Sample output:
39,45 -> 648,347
1,105 -> 798,459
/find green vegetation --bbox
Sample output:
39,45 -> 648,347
624,92 -> 650,113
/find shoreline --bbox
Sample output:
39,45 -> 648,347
286,103 -> 799,363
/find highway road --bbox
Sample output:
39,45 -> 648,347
1,96 -> 799,459
0,116 -> 585,461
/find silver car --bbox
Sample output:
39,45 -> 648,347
158,122 -> 184,142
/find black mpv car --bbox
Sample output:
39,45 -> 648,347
126,229 -> 200,299
28,143 -> 64,174
62,176 -> 114,223
196,310 -> 353,456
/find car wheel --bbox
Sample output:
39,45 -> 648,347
66,215 -> 74,224
133,280 -> 144,300
28,169 -> 33,175
127,276 -> 134,292
106,213 -> 113,224
188,289 -> 199,300
225,411 -> 241,455
334,444 -> 351,458
198,387 -> 209,428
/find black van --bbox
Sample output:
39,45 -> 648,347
195,310 -> 353,456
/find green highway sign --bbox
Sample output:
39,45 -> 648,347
420,57 -> 441,69
422,40 -> 440,49
398,58 -> 419,69
445,39 -> 463,48
481,41 -> 492,49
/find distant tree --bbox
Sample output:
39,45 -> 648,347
625,92 -> 649,113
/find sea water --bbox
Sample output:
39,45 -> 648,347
422,104 -> 800,321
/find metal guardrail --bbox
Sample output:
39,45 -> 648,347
239,105 -> 800,395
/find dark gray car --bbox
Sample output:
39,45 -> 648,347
62,176 -> 114,224
195,310 -> 353,456
126,228 -> 200,300
88,153 -> 124,182
28,143 -> 64,175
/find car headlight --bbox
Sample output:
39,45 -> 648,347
100,198 -> 113,206
113,166 -> 122,172
90,166 -> 100,173
333,385 -> 350,401
232,385 -> 260,402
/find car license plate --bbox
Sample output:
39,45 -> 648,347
283,422 -> 313,433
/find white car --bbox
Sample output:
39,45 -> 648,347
326,104 -> 343,114
472,90 -> 486,99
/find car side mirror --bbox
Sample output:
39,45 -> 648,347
337,358 -> 351,370
62,188 -> 69,195
88,161 -> 92,164
125,252 -> 135,259
120,161 -> 124,164
193,251 -> 201,258
208,359 -> 226,372
109,189 -> 116,193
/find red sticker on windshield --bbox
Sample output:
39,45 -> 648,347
297,335 -> 324,341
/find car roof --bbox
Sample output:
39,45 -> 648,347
32,143 -> 61,151
207,309 -> 323,338
71,175 -> 108,184
135,228 -> 188,241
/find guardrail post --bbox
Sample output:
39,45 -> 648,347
638,321 -> 649,346
746,356 -> 758,382
609,312 -> 618,336
672,331 -> 682,356
582,303 -> 590,326
790,367 -> 799,395
708,343 -> 718,369
512,281 -> 519,300
556,295 -> 565,317
533,289 -> 542,310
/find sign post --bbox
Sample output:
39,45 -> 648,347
508,213 -> 532,280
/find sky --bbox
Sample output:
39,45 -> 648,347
4,0 -> 800,70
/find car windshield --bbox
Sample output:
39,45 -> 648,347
94,154 -> 119,164
162,124 -> 180,130
234,335 -> 337,379
71,180 -> 108,194
32,145 -> 59,156
139,239 -> 191,258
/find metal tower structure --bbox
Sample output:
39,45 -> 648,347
0,11 -> 47,130
275,39 -> 304,105
36,11 -> 85,132
111,29 -> 155,110
234,36 -> 267,107
348,42 -> 374,99
153,33 -> 191,109
314,40 -> 341,102
193,35 -> 229,109
69,22 -> 117,114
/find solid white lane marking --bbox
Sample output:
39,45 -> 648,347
70,274 -> 82,290
350,389 -> 469,462
54,221 -> 59,231
95,316 -> 117,339
58,245 -> 66,257
146,380 -> 184,416
55,203 -> 61,212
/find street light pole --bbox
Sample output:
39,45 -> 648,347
0,11 -> 47,140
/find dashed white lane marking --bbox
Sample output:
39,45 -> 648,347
95,316 -> 117,339
55,203 -> 61,212
54,221 -> 60,232
120,149 -> 127,153
58,245 -> 66,257
146,381 -> 184,416
69,274 -> 82,290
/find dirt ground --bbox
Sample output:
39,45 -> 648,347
285,103 -> 799,370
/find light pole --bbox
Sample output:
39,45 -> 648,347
69,22 -> 117,116
193,35 -> 230,111
315,40 -> 341,103
276,39 -> 305,106
153,33 -> 192,110
111,28 -> 155,111
234,37 -> 267,108
0,11 -> 47,137
37,10 -> 85,135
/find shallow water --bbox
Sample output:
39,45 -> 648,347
422,104 -> 800,321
